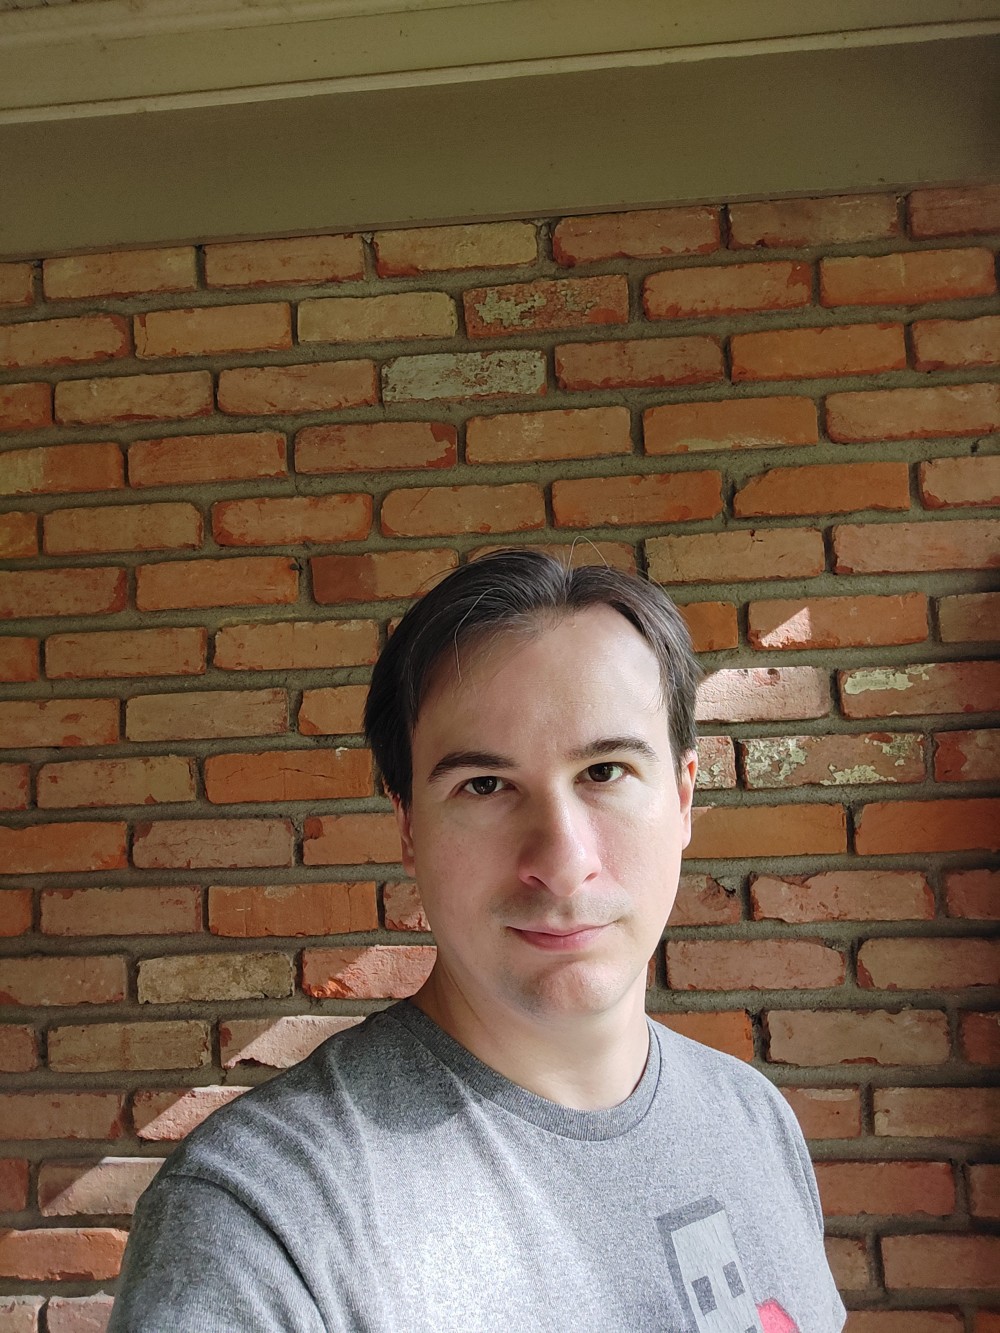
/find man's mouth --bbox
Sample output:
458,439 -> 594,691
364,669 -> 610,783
508,924 -> 609,951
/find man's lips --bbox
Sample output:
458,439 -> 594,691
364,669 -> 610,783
508,923 -> 610,951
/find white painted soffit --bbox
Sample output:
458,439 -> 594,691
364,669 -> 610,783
2,0 -> 1000,122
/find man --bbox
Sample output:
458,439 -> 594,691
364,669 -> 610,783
109,549 -> 846,1332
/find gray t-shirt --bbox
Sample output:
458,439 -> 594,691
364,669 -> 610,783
109,1003 -> 846,1332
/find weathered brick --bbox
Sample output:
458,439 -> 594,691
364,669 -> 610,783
0,1295 -> 42,1331
845,1313 -> 960,1333
882,1235 -> 1000,1291
37,755 -> 195,809
136,556 -> 298,610
767,1009 -> 949,1066
0,261 -> 34,307
644,397 -> 818,454
0,1158 -> 29,1211
782,1087 -> 861,1140
0,1092 -> 123,1140
299,292 -> 456,343
677,602 -> 738,652
464,275 -> 627,338
751,870 -> 933,922
667,939 -> 844,990
835,518 -> 999,574
696,666 -> 829,722
0,512 -> 37,559
204,748 -> 371,803
209,881 -> 377,936
48,1020 -> 210,1072
312,548 -> 457,603
212,493 -> 370,547
467,407 -> 631,464
856,798 -> 1000,854
555,336 -> 722,390
218,361 -> 377,415
693,739 -> 737,792
0,566 -> 127,620
302,944 -> 435,999
55,372 -> 213,426
827,383 -> 1000,441
0,315 -> 130,370
126,688 -> 286,741
735,461 -> 909,518
47,627 -> 206,680
220,1016 -> 362,1068
669,872 -> 739,925
938,591 -> 1000,643
132,818 -> 294,870
686,804 -> 846,858
732,323 -> 906,382
0,824 -> 127,876
729,193 -> 900,248
945,868 -> 999,920
133,1087 -> 247,1141
553,207 -> 719,264
920,455 -> 1000,509
0,1228 -> 126,1281
204,234 -> 363,287
935,728 -> 1000,782
215,619 -> 376,672
43,248 -> 196,299
0,1026 -> 37,1073
128,431 -> 287,487
748,593 -> 928,650
742,733 -> 924,788
821,248 -> 996,305
644,260 -> 811,320
858,937 -> 1000,989
0,637 -> 38,682
816,1161 -> 954,1216
135,303 -> 291,358
298,685 -> 368,737
295,420 -> 456,474
908,183 -> 1000,237
382,350 -> 546,402
41,885 -> 201,937
0,885 -> 31,931
373,222 -> 536,276
648,528 -> 824,584
969,1164 -> 1000,1219
137,952 -> 292,1004
0,381 -> 51,432
39,1158 -> 162,1216
0,698 -> 118,748
302,813 -> 400,865
44,502 -> 202,555
552,471 -> 721,529
649,1011 -> 752,1061
381,483 -> 544,537
875,1086 -> 999,1138
0,955 -> 124,1005
383,881 -> 429,932
913,314 -> 1000,370
839,660 -> 1000,718
0,442 -> 123,497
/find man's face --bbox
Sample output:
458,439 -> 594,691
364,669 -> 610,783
393,605 -> 697,1029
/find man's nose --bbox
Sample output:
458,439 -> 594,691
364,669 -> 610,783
516,795 -> 602,896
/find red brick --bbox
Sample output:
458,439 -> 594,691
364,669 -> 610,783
136,556 -> 297,610
55,372 -> 212,426
295,420 -> 456,474
204,234 -> 363,287
0,762 -> 28,810
297,685 -> 368,737
644,396 -> 819,455
133,1087 -> 247,1141
938,591 -> 1000,643
381,483 -> 544,537
552,471 -> 721,529
382,350 -> 546,402
467,407 -> 631,464
668,872 -> 739,925
742,733 -> 924,789
748,592 -> 928,650
0,698 -> 118,749
132,818 -> 294,870
217,361 -> 377,415
882,1234 -> 1000,1291
677,602 -> 738,652
975,1317 -> 1000,1333
299,291 -> 456,343
875,1086 -> 999,1138
135,304 -> 291,358
0,1228 -> 126,1281
696,666 -> 829,722
686,804 -> 846,858
729,193 -> 900,248
129,431 -> 287,487
835,518 -> 999,574
649,1011 -> 752,1060
553,207 -> 719,264
38,1158 -> 162,1216
845,1315 -> 960,1333
0,1158 -> 28,1211
693,740 -> 737,793
0,887 -> 32,933
0,567 -> 126,620
920,455 -> 1000,509
827,383 -> 1000,441
767,1008 -> 949,1066
856,798 -> 1000,854
816,1161 -> 954,1216
46,1295 -> 116,1333
464,275 -> 627,337
0,262 -> 34,307
0,824 -> 127,876
913,314 -> 1000,370
137,953 -> 292,1004
0,382 -> 52,432
44,502 -> 202,555
648,528 -> 824,584
0,316 -> 130,371
825,1237 -> 869,1292
220,1015 -> 362,1068
215,619 -> 377,672
858,937 -> 1000,989
735,461 -> 909,518
212,493 -> 371,546
0,1092 -> 123,1140
0,955 -> 124,1005
46,627 -> 207,680
0,442 -> 123,497
43,248 -> 196,299
0,638 -> 38,682
935,729 -> 1000,782
970,1164 -> 1000,1219
209,881 -> 377,936
126,688 -> 286,741
751,870 -> 933,923
945,869 -> 999,920
821,248 -> 996,305
644,260 -> 811,320
0,512 -> 37,559
0,1296 -> 45,1331
0,1026 -> 37,1072
302,813 -> 400,865
204,748 -> 371,803
733,323 -> 906,382
373,222 -> 536,276
383,881 -> 429,931
909,183 -> 1000,237
302,944 -> 435,999
667,939 -> 844,990
782,1087 -> 862,1140
41,885 -> 201,937
37,756 -> 195,810
840,660 -> 1000,718
555,336 -> 722,391
48,1020 -> 210,1072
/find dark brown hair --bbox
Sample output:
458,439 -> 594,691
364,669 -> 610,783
364,548 -> 701,806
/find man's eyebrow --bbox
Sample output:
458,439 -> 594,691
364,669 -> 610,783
427,750 -> 516,784
568,736 -> 660,763
427,737 -> 660,785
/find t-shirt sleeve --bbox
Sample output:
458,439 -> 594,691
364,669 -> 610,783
107,1172 -> 327,1333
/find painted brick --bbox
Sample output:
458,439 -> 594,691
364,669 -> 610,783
0,442 -> 123,497
0,1297 -> 40,1331
383,881 -> 429,931
734,461 -> 909,518
767,1009 -> 949,1066
936,729 -> 1000,782
297,686 -> 367,738
839,661 -> 1000,718
467,407 -> 631,464
46,627 -> 207,680
920,455 -> 1000,509
945,869 -> 999,920
218,361 -> 377,415
552,470 -> 721,529
648,528 -> 824,584
835,518 -> 999,574
0,955 -> 124,1005
882,1235 -> 1000,1291
938,591 -> 1000,643
204,234 -> 364,287
686,804 -> 846,858
696,666 -> 829,722
133,1087 -> 247,1141
55,372 -> 213,425
464,275 -> 627,338
669,872 -> 740,925
0,1158 -> 28,1211
38,1158 -> 162,1216
677,602 -> 738,652
667,939 -> 844,990
908,183 -> 1000,236
0,381 -> 51,432
732,323 -> 906,382
381,483 -> 544,537
970,1164 -> 1000,1219
220,1015 -> 362,1068
42,247 -> 196,299
129,431 -> 287,487
0,315 -> 130,370
782,1088 -> 861,1140
0,698 -> 118,748
302,813 -> 400,865
136,556 -> 298,610
302,944 -> 435,999
204,748 -> 371,803
913,314 -> 1000,369
209,881 -> 377,936
693,739 -> 737,793
748,593 -> 928,650
126,688 -> 286,741
821,248 -> 996,305
826,383 -> 1000,441
0,262 -> 34,307
37,755 -> 195,809
373,222 -> 536,276
741,733 -> 924,789
644,397 -> 818,454
44,502 -> 202,555
555,336 -> 722,391
0,1026 -> 37,1072
0,1092 -> 123,1140
295,420 -> 456,474
751,870 -> 933,922
132,818 -> 295,870
0,566 -> 126,620
649,1011 -> 751,1061
0,886 -> 31,931
382,349 -> 546,402
644,260 -> 811,320
41,885 -> 202,937
875,1086 -> 1000,1138
299,292 -> 457,343
215,619 -> 377,671
0,1228 -> 126,1281
312,548 -> 457,602
135,303 -> 291,358
816,1161 -> 954,1216
0,512 -> 37,559
856,798 -> 1000,854
0,824 -> 127,876
137,952 -> 293,1004
728,193 -> 900,247
553,207 -> 719,264
858,937 -> 1000,989
0,637 -> 38,682
48,1020 -> 210,1072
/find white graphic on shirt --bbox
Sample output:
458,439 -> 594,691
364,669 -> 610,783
655,1197 -> 764,1333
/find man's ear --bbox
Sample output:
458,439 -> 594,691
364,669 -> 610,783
677,749 -> 698,848
391,794 -> 416,876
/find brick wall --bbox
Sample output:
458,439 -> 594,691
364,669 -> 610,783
1,184 -> 998,1326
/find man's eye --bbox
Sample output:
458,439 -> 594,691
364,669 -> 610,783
587,763 -> 625,784
463,775 -> 503,796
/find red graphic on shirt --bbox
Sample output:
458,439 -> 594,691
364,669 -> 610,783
756,1299 -> 799,1333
